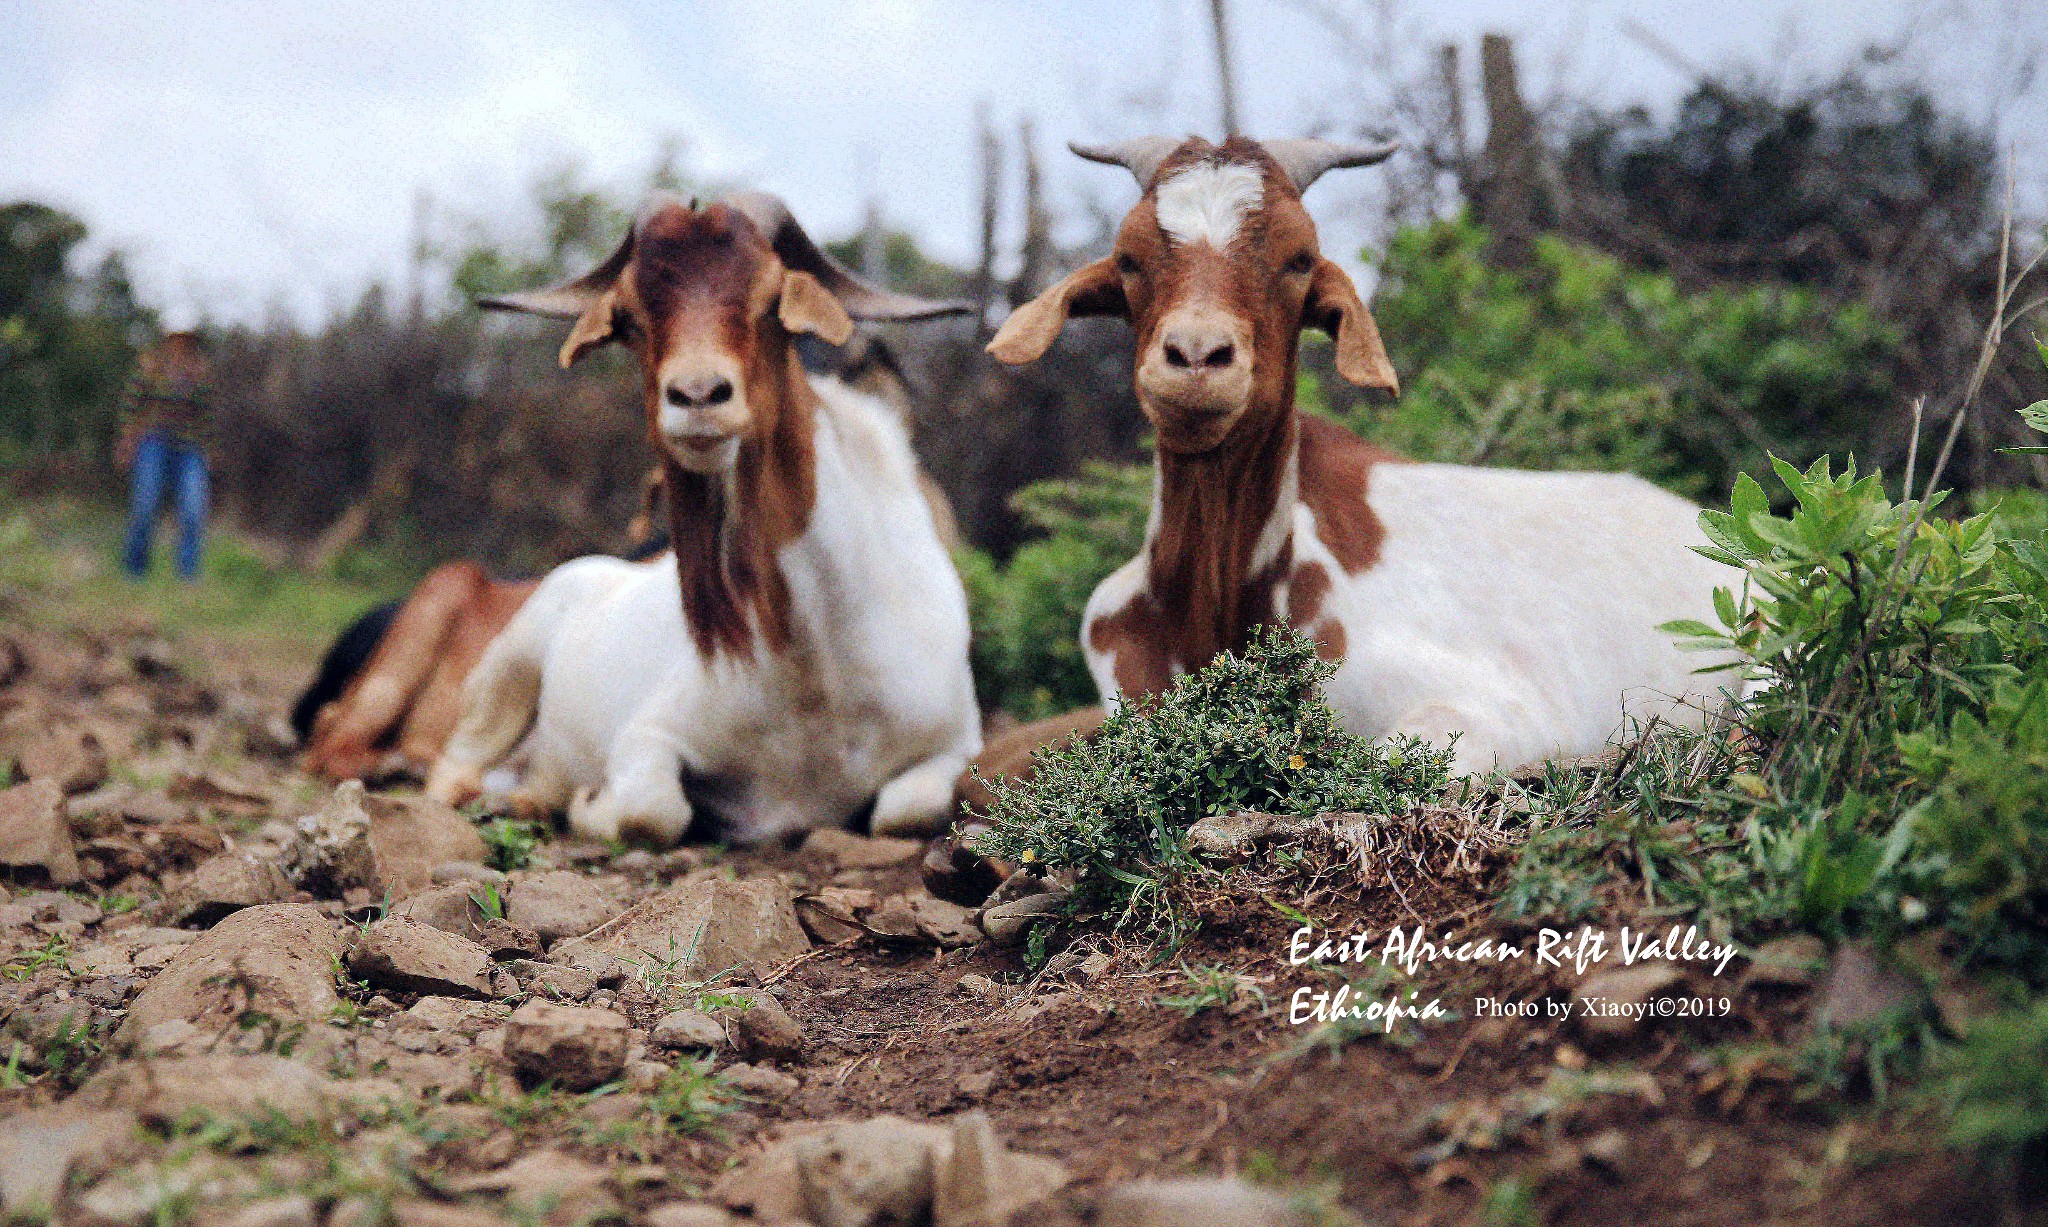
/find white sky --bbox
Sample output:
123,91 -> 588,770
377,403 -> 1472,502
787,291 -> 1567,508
2,0 -> 2041,326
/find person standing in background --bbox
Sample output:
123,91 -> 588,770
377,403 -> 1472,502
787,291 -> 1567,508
117,330 -> 213,581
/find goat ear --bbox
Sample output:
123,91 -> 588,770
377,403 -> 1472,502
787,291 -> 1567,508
558,292 -> 622,368
777,268 -> 855,346
1304,258 -> 1399,398
987,257 -> 1126,365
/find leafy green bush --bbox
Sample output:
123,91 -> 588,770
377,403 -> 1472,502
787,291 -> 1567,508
957,460 -> 1148,718
972,627 -> 1452,937
1941,997 -> 2048,1162
1346,218 -> 1899,500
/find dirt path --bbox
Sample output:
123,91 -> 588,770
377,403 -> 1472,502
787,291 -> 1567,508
0,600 -> 1995,1226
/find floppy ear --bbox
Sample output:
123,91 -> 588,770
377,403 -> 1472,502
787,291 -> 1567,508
557,293 -> 624,368
777,268 -> 855,346
986,257 -> 1127,365
478,227 -> 637,368
1304,258 -> 1399,398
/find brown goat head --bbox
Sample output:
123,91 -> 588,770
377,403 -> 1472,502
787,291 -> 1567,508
989,136 -> 1399,454
482,191 -> 966,476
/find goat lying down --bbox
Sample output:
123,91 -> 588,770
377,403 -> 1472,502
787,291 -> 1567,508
428,193 -> 979,845
989,136 -> 1736,776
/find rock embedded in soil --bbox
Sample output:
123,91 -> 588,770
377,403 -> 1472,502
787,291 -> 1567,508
713,988 -> 803,1062
167,851 -> 294,927
0,778 -> 82,884
909,892 -> 981,948
502,999 -> 630,1090
10,725 -> 110,794
348,915 -> 495,998
118,902 -> 345,1049
75,1054 -> 339,1126
646,1204 -> 741,1227
554,872 -> 810,981
220,1195 -> 319,1227
507,957 -> 598,1001
505,869 -> 618,942
287,781 -> 487,903
0,1107 -> 141,1218
720,1062 -> 800,1100
980,890 -> 1066,947
797,887 -> 875,944
920,821 -> 1007,908
387,881 -> 488,939
476,917 -> 544,959
1096,1177 -> 1330,1227
652,1008 -> 727,1050
1814,941 -> 1924,1029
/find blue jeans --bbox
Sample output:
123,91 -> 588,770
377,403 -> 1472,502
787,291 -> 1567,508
123,432 -> 210,580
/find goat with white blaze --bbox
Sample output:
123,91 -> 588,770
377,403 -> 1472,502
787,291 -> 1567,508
987,136 -> 1735,775
428,192 -> 981,845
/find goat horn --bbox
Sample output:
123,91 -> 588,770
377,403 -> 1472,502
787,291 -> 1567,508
723,190 -> 972,322
1259,137 -> 1400,193
475,225 -> 635,319
1068,137 -> 1184,188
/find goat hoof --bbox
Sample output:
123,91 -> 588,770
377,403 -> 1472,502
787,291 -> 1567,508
921,820 -> 1011,907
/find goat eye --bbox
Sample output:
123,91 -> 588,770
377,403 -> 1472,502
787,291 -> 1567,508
1116,253 -> 1141,276
1286,253 -> 1315,275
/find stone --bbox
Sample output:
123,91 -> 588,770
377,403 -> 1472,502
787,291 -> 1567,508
429,860 -> 505,887
652,1008 -> 727,1050
502,999 -> 630,1090
1096,1178 -> 1317,1227
920,821 -> 1007,908
505,870 -> 617,942
646,1204 -> 739,1227
792,1117 -> 941,1227
287,782 -> 487,903
477,917 -> 543,960
221,1194 -> 319,1227
0,1107 -> 140,1218
14,726 -> 109,795
933,1110 -> 1069,1227
348,916 -> 494,998
796,889 -> 869,944
168,852 -> 294,927
803,828 -> 925,869
861,894 -> 925,942
0,778 -> 81,884
387,1201 -> 513,1227
387,882 -> 487,940
555,873 -> 810,982
979,891 -> 1066,947
508,958 -> 598,1002
955,974 -> 1004,1001
1743,934 -> 1827,991
720,1062 -> 800,1100
439,1148 -> 617,1223
1581,1127 -> 1629,1180
118,904 -> 345,1049
1815,941 -> 1924,1030
400,996 -> 510,1037
76,1054 -> 336,1125
909,893 -> 981,948
1572,962 -> 1686,1041
714,988 -> 803,1062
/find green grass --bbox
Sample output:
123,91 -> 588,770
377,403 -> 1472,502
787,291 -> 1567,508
0,498 -> 413,653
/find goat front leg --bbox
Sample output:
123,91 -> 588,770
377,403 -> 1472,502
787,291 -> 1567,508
572,706 -> 694,847
871,747 -> 974,837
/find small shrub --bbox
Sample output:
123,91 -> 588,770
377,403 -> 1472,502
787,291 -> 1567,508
1941,997 -> 2048,1162
973,626 -> 1452,938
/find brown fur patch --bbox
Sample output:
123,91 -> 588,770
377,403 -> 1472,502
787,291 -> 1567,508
954,707 -> 1110,815
1297,413 -> 1402,574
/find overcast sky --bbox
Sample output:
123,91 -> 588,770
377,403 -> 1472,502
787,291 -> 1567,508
3,0 -> 2042,326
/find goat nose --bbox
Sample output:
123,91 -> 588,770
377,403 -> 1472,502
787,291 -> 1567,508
1161,328 -> 1236,372
664,374 -> 734,408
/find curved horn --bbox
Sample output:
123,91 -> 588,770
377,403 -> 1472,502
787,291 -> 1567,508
1259,137 -> 1400,193
723,190 -> 971,322
476,227 -> 635,319
1068,136 -> 1184,188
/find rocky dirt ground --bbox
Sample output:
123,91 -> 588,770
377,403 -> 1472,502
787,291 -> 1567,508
0,594 -> 2002,1226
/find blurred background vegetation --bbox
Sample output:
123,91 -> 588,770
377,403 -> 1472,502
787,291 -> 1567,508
1,40 -> 2042,718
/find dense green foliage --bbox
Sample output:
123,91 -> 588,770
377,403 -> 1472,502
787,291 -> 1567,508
972,627 -> 1452,937
956,461 -> 1148,718
0,202 -> 154,464
1346,217 -> 1899,499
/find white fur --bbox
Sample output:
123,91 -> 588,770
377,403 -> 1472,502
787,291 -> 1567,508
1084,461 -> 1739,776
1155,161 -> 1263,248
431,377 -> 981,844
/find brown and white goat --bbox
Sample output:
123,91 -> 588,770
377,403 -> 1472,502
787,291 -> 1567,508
989,136 -> 1734,774
427,192 -> 981,844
